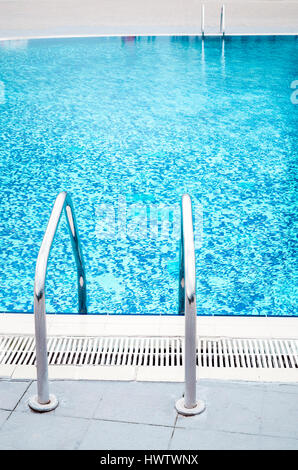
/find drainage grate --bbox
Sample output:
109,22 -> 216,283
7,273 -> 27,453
0,335 -> 297,369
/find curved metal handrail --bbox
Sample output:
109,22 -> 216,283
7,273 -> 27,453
29,191 -> 87,411
178,194 -> 196,316
176,194 -> 205,415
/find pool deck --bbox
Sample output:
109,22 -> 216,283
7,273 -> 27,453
0,0 -> 297,39
0,378 -> 298,449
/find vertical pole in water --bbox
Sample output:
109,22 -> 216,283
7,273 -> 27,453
175,195 -> 205,416
220,5 -> 225,36
201,4 -> 205,37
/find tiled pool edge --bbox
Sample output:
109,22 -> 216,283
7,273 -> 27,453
2,365 -> 297,383
0,33 -> 298,42
0,315 -> 297,383
1,314 -> 297,338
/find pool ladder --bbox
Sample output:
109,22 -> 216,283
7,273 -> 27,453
201,4 -> 225,36
29,192 -> 205,416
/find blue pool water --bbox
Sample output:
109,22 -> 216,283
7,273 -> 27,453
0,36 -> 297,316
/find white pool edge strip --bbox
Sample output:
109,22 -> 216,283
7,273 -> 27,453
0,314 -> 297,339
1,364 -> 297,383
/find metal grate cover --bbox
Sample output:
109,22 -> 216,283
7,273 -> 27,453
0,335 -> 297,369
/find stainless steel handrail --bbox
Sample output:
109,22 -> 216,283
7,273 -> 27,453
29,191 -> 87,412
175,194 -> 205,416
201,4 -> 205,37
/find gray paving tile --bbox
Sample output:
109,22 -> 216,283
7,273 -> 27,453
1,378 -> 297,450
16,380 -> 103,419
262,383 -> 298,395
0,411 -> 90,450
200,379 -> 266,390
79,419 -> 173,450
0,410 -> 10,429
261,390 -> 298,439
176,382 -> 264,435
170,428 -> 262,450
0,380 -> 31,411
93,381 -> 181,427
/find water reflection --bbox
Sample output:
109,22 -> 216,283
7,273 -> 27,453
201,38 -> 206,81
121,36 -> 136,45
221,38 -> 225,77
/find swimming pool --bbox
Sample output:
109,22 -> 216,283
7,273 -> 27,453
0,36 -> 297,316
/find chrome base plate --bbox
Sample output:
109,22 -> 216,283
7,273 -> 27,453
175,398 -> 206,416
28,394 -> 59,412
